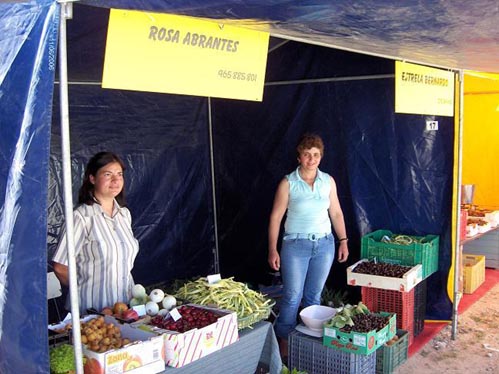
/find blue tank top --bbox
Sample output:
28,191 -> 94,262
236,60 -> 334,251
284,167 -> 332,234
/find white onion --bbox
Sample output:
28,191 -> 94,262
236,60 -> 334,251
162,295 -> 177,310
145,301 -> 159,316
132,284 -> 147,298
149,289 -> 165,303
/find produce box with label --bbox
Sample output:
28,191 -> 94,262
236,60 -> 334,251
137,304 -> 239,368
80,315 -> 165,374
323,305 -> 396,355
361,230 -> 439,279
347,259 -> 423,292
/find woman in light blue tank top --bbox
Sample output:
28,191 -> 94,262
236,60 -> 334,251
268,134 -> 349,361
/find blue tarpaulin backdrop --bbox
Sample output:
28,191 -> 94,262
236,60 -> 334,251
0,2 -> 461,373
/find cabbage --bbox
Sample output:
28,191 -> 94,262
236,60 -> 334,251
49,344 -> 75,374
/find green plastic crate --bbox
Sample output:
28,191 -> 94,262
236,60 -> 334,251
376,329 -> 409,374
361,230 -> 439,279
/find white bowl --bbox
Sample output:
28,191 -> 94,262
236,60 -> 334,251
299,305 -> 336,331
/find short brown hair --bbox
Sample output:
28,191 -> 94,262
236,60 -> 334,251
297,133 -> 324,157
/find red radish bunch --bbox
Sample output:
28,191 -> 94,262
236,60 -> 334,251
150,305 -> 220,332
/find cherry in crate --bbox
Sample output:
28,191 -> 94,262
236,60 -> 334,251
150,305 -> 220,333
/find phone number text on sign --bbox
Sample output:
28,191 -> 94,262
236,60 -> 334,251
218,69 -> 258,82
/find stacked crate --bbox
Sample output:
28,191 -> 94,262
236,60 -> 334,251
359,230 -> 439,345
376,330 -> 409,374
460,209 -> 468,241
289,330 -> 377,374
360,230 -> 439,280
413,279 -> 427,337
361,287 -> 415,346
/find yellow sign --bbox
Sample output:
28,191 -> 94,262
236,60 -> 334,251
395,61 -> 455,116
102,10 -> 270,101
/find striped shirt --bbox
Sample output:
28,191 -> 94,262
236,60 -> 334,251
53,201 -> 139,313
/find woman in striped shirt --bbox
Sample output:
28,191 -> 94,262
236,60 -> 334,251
53,152 -> 139,313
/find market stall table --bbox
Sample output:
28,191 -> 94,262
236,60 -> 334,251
462,227 -> 499,269
160,321 -> 282,374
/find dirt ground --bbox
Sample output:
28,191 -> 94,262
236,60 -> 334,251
394,282 -> 499,374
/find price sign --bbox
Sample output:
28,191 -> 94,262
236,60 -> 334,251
207,273 -> 222,284
169,307 -> 182,321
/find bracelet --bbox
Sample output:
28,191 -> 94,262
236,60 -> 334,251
338,237 -> 348,242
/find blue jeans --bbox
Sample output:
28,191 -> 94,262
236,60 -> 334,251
275,233 -> 335,339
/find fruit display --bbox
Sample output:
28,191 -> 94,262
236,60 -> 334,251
340,313 -> 391,333
80,315 -> 133,353
323,302 -> 396,355
149,305 -> 221,333
352,261 -> 412,278
97,285 -> 177,320
325,302 -> 392,333
99,301 -> 140,322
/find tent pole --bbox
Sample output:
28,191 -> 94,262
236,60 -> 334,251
207,97 -> 220,273
451,69 -> 465,340
58,2 -> 84,373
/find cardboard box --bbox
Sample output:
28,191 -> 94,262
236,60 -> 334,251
347,259 -> 423,292
139,304 -> 239,368
82,316 -> 165,374
323,313 -> 396,355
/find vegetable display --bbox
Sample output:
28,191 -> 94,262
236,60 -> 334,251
325,302 -> 390,332
174,277 -> 273,321
49,344 -> 76,374
325,302 -> 370,329
380,234 -> 425,245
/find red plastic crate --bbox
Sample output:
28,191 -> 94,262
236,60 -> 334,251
460,209 -> 468,241
361,287 -> 415,346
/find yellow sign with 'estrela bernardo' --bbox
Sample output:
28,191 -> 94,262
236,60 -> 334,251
102,9 -> 270,101
395,61 -> 455,117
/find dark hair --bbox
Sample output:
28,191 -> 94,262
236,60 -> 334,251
78,152 -> 127,206
296,133 -> 324,157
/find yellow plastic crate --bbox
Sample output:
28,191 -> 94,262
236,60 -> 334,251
462,254 -> 485,294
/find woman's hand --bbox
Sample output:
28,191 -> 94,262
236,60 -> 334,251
268,250 -> 281,271
337,241 -> 349,263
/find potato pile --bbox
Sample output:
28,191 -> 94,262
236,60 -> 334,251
80,316 -> 132,352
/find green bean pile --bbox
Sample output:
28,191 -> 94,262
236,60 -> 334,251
174,277 -> 273,320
